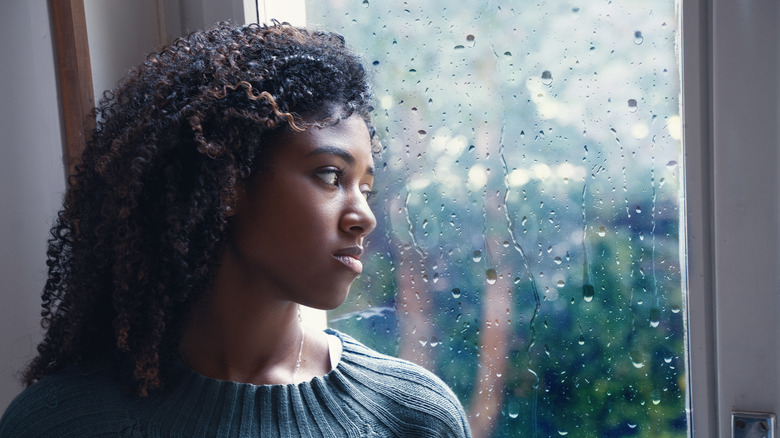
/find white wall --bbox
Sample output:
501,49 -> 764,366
0,0 -> 67,412
84,0 -> 165,101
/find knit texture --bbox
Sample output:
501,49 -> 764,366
0,330 -> 471,437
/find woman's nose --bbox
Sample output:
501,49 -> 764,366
340,191 -> 377,237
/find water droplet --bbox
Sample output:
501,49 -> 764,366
521,216 -> 528,226
503,51 -> 512,57
578,335 -> 585,345
506,400 -> 520,419
571,6 -> 580,13
630,351 -> 645,368
541,70 -> 553,85
429,336 -> 440,347
372,60 -> 380,66
486,268 -> 497,285
513,277 -> 521,284
453,45 -> 465,50
633,30 -> 644,45
664,356 -> 673,364
666,160 -> 678,169
635,205 -> 642,213
422,219 -> 428,229
472,250 -> 482,262
597,226 -> 607,237
558,431 -> 569,436
544,344 -> 551,356
556,280 -> 566,288
651,389 -> 661,405
627,422 -> 637,429
553,256 -> 562,265
432,272 -> 439,283
649,308 -> 661,328
466,34 -> 475,42
362,0 -> 369,6
451,288 -> 462,299
417,129 -> 427,137
628,98 -> 638,112
418,337 -> 428,346
671,305 -> 681,314
583,284 -> 595,302
503,241 -> 510,248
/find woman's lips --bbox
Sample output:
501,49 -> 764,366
334,246 -> 364,274
334,254 -> 363,274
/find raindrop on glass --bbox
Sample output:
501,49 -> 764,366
472,250 -> 482,262
628,98 -> 638,112
671,305 -> 681,314
418,337 -> 428,346
430,336 -> 440,347
558,432 -> 569,436
633,30 -> 644,45
666,160 -> 678,169
556,280 -> 566,288
541,70 -> 553,86
506,400 -> 520,419
635,205 -> 642,213
553,256 -> 562,265
486,268 -> 497,285
583,284 -> 595,302
451,288 -> 462,299
649,308 -> 661,328
578,335 -> 585,346
630,351 -> 645,368
597,226 -> 607,237
651,389 -> 661,405
361,0 -> 369,6
466,34 -> 475,42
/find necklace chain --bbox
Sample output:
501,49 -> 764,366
292,306 -> 305,384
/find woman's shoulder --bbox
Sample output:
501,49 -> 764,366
327,329 -> 472,437
0,359 -> 132,438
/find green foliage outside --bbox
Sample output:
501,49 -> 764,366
307,1 -> 686,436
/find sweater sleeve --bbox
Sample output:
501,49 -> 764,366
334,332 -> 473,437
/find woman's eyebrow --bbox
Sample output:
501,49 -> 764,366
307,145 -> 375,175
307,145 -> 355,165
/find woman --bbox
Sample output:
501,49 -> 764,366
0,22 -> 471,437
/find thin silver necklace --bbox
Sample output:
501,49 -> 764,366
291,306 -> 305,384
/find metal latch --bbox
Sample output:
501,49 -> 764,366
733,411 -> 775,438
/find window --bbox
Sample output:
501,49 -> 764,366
307,1 -> 686,436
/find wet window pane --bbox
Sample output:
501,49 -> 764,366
307,1 -> 685,436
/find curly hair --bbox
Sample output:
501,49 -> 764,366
23,21 -> 373,396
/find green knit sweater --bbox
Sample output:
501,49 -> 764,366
0,330 -> 471,437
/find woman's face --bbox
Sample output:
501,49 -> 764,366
226,114 -> 377,310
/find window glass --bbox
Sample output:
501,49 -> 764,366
307,1 -> 685,436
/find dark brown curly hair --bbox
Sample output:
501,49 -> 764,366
23,21 -> 373,396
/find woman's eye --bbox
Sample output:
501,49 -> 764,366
315,169 -> 341,186
362,188 -> 377,201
